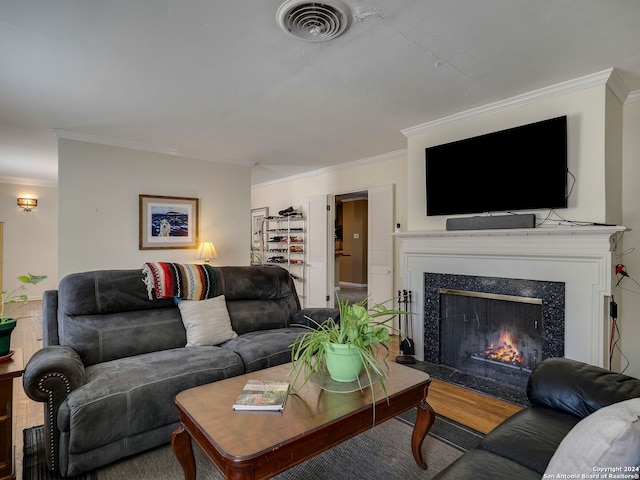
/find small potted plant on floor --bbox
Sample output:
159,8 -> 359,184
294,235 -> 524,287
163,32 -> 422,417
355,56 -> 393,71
289,295 -> 410,404
0,273 -> 47,359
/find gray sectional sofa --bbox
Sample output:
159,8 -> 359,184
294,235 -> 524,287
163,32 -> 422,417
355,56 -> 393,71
23,265 -> 325,477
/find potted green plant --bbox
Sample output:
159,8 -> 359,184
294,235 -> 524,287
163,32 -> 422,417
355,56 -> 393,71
289,295 -> 410,405
0,273 -> 47,358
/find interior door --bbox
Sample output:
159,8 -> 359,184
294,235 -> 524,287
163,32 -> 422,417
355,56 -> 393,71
367,184 -> 394,309
306,195 -> 331,307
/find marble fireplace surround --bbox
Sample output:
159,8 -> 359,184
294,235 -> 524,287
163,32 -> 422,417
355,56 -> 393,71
397,226 -> 624,368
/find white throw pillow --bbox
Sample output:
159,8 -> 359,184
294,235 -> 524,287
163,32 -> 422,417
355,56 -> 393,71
544,398 -> 640,475
178,295 -> 238,346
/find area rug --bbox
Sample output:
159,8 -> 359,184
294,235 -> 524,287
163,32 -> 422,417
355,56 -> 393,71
24,413 -> 482,480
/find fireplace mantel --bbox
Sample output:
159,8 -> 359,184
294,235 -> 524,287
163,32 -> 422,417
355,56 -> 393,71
397,226 -> 625,367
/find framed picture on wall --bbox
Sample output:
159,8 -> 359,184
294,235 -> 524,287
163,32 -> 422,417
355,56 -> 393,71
139,194 -> 199,250
251,207 -> 268,249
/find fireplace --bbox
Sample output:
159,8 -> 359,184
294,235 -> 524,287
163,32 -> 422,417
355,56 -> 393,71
398,226 -> 623,403
442,291 -> 542,380
423,273 -> 564,401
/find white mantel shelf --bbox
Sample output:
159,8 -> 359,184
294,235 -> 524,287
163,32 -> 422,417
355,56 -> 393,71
396,226 -> 624,258
398,225 -> 625,368
394,225 -> 625,239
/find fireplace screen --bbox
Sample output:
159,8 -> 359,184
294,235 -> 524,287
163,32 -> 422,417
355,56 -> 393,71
439,289 -> 542,390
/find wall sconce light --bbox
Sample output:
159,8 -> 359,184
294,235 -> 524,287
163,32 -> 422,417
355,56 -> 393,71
197,241 -> 219,264
17,198 -> 37,212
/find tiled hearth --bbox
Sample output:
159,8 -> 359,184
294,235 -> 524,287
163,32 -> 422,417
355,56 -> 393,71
398,226 -> 624,372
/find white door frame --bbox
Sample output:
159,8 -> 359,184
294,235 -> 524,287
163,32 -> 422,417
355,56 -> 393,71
331,185 -> 394,306
307,185 -> 395,309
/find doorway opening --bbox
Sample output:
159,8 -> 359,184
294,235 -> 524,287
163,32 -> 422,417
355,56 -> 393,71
334,192 -> 368,304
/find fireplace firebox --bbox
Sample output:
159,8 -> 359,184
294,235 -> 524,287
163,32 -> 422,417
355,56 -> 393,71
440,289 -> 542,392
424,273 -> 565,404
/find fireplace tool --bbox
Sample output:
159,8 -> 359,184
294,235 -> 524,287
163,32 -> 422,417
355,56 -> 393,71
396,289 -> 416,364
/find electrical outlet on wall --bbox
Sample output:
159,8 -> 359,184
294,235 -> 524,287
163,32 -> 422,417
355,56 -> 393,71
353,233 -> 359,239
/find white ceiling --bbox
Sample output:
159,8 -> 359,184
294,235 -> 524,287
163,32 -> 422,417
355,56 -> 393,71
2,0 -> 640,187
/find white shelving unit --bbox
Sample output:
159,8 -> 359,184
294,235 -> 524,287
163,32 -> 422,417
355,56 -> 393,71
262,214 -> 305,303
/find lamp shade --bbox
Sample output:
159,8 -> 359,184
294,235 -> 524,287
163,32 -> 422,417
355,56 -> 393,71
197,241 -> 218,263
17,197 -> 37,211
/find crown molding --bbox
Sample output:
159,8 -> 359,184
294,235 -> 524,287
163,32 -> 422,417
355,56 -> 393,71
53,129 -> 254,167
0,175 -> 57,187
626,89 -> 640,104
251,149 -> 407,189
605,68 -> 630,103
402,69 -> 624,137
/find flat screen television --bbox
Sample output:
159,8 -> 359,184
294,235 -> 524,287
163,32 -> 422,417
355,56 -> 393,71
425,116 -> 568,216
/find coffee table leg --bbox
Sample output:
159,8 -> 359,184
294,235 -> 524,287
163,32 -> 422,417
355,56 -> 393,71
172,423 -> 197,480
411,389 -> 436,469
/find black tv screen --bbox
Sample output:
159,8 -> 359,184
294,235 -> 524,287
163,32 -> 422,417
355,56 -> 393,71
425,116 -> 568,216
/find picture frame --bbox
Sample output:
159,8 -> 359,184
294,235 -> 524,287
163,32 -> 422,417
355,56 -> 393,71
139,194 -> 199,250
251,207 -> 268,249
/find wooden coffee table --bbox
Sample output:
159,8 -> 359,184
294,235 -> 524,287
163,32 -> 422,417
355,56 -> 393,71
171,361 -> 434,480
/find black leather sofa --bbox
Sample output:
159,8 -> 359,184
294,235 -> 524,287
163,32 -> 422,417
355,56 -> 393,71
433,357 -> 640,479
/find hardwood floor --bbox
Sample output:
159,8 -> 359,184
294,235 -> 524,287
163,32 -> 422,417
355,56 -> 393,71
425,377 -> 523,434
8,301 -> 522,479
388,337 -> 523,435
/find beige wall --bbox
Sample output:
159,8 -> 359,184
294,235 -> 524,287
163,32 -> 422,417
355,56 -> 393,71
605,87 -> 624,226
251,152 -> 408,293
621,99 -> 640,378
253,81 -> 640,377
402,82 -> 640,376
406,84 -> 610,230
0,182 -> 58,297
58,139 -> 251,278
3,76 -> 639,377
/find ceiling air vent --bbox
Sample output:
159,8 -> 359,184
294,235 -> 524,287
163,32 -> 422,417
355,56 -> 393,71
276,0 -> 352,42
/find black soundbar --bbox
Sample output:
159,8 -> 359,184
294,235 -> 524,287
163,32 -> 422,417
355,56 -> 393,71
446,214 -> 536,231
